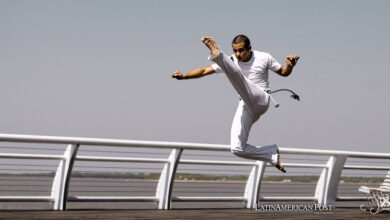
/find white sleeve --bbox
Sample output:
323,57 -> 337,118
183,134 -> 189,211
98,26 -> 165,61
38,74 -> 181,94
211,63 -> 223,74
267,53 -> 282,72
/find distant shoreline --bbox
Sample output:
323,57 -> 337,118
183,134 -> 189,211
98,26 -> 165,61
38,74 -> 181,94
0,172 -> 385,184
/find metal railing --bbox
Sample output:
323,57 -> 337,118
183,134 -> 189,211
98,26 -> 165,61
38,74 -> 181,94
0,133 -> 389,210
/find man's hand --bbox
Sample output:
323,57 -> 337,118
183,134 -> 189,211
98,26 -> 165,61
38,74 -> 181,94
276,55 -> 300,76
172,70 -> 184,80
285,55 -> 300,67
171,66 -> 215,80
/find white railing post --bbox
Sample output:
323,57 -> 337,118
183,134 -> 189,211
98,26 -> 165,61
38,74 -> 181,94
315,155 -> 346,206
244,161 -> 266,209
155,148 -> 183,209
51,144 -> 79,210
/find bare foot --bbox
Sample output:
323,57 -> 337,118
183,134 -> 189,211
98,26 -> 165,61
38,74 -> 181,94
201,36 -> 219,57
275,150 -> 286,173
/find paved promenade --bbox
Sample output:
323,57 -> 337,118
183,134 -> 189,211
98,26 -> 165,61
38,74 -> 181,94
0,208 -> 389,220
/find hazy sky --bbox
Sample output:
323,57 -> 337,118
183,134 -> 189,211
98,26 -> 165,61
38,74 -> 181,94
1,0 -> 389,153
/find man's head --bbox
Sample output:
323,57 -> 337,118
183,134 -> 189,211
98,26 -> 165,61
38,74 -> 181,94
232,35 -> 252,62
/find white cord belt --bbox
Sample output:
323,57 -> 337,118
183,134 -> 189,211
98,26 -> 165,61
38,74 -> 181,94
266,89 -> 300,108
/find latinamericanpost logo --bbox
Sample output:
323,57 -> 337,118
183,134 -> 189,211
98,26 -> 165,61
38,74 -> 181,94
256,203 -> 333,214
313,203 -> 333,214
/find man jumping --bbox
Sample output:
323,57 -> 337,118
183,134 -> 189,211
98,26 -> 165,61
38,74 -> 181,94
172,35 -> 299,173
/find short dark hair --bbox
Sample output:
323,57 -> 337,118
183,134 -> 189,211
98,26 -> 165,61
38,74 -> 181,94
232,35 -> 251,49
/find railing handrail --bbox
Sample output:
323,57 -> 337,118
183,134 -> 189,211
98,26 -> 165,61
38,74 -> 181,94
0,133 -> 229,151
0,133 -> 390,158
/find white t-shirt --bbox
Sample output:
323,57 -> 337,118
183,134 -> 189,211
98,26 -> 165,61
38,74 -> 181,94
211,50 -> 281,89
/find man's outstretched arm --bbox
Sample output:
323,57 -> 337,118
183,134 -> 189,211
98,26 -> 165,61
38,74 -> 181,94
172,66 -> 215,80
275,55 -> 300,77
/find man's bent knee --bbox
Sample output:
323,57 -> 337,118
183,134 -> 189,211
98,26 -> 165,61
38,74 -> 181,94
231,147 -> 256,161
231,146 -> 244,156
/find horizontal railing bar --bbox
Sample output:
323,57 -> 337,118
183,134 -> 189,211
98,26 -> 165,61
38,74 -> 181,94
343,165 -> 390,170
0,164 -> 57,167
69,190 -> 153,193
79,149 -> 170,155
72,169 -> 162,173
71,179 -> 158,183
176,170 -> 250,174
346,160 -> 390,164
260,193 -> 315,195
280,158 -> 329,162
173,191 -> 243,193
266,163 -> 328,168
3,196 -> 367,203
175,181 -> 245,184
0,190 -> 50,192
179,159 -> 255,166
0,153 -> 64,160
73,165 -> 163,170
75,156 -> 168,163
1,134 -> 390,158
0,168 -> 55,172
261,187 -> 316,190
174,186 -> 244,189
0,178 -> 53,182
337,196 -> 369,201
0,196 -> 54,202
172,196 -> 247,202
281,148 -> 390,159
0,134 -> 229,151
259,196 -> 317,201
0,146 -> 64,151
183,153 -> 234,158
67,196 -> 158,202
69,185 -> 156,188
264,172 -> 320,175
0,184 -> 50,187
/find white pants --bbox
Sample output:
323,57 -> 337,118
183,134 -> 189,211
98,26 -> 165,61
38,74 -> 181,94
210,51 -> 278,165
